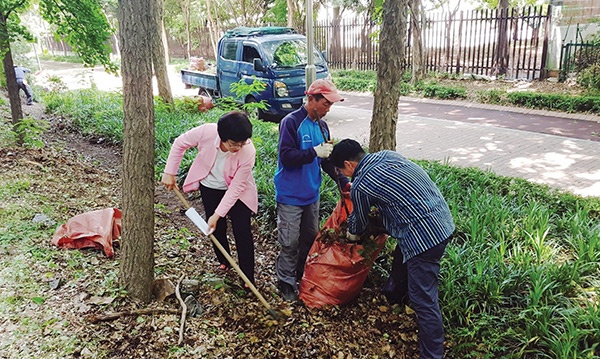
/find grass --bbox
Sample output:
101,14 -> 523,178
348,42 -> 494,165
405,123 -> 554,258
2,73 -> 599,357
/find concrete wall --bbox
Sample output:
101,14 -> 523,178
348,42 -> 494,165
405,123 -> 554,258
546,0 -> 599,73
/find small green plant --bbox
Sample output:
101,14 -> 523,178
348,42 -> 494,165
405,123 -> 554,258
477,89 -> 506,104
578,64 -> 600,92
422,83 -> 467,99
228,77 -> 269,118
45,75 -> 68,92
13,117 -> 49,148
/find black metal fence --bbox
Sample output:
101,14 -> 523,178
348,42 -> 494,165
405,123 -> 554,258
316,5 -> 552,80
559,42 -> 600,81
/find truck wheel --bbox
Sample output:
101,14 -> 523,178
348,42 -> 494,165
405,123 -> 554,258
198,88 -> 211,98
245,97 -> 266,120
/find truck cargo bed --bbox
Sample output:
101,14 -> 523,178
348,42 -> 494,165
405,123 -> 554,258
181,69 -> 218,93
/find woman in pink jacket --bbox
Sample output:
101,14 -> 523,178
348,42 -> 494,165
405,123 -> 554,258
161,111 -> 258,285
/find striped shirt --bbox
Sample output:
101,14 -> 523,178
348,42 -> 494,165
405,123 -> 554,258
348,150 -> 455,261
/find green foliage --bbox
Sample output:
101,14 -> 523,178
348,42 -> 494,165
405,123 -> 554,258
507,91 -> 600,113
476,88 -> 506,104
38,0 -> 116,73
578,64 -> 600,92
422,83 -> 467,99
332,69 -> 378,93
13,117 -> 49,149
43,89 -> 124,143
229,77 -> 269,115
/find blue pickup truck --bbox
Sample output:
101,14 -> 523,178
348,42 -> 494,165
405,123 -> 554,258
181,26 -> 330,120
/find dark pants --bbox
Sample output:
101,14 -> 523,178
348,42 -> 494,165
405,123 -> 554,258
384,237 -> 450,359
17,80 -> 33,105
199,184 -> 255,283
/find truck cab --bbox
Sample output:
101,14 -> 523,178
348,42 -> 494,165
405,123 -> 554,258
217,27 -> 330,120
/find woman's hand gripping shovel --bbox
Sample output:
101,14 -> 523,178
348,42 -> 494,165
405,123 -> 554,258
172,188 -> 279,320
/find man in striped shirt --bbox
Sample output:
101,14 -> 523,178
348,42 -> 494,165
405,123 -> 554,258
330,139 -> 455,359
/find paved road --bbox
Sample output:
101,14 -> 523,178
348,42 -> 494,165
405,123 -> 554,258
326,93 -> 600,198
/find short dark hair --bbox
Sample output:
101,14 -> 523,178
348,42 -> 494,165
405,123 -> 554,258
217,111 -> 252,142
310,93 -> 325,101
330,139 -> 366,168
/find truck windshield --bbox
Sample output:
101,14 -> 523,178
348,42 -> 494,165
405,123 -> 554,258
263,39 -> 326,68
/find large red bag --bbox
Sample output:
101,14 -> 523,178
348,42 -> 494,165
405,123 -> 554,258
52,208 -> 122,257
299,196 -> 388,308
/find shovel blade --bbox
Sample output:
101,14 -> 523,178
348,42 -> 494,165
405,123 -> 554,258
185,208 -> 210,235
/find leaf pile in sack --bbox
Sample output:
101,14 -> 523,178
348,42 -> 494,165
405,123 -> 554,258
299,197 -> 388,308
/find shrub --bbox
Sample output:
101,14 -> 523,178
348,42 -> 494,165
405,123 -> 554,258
507,91 -> 600,113
476,89 -> 506,105
578,64 -> 600,92
422,83 -> 467,99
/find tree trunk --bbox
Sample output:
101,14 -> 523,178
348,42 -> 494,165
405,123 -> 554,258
118,0 -> 156,304
494,0 -> 510,76
151,0 -> 173,105
286,0 -> 296,28
410,0 -> 425,83
369,0 -> 407,152
182,0 -> 191,59
0,16 -> 23,130
331,6 -> 342,67
205,0 -> 219,60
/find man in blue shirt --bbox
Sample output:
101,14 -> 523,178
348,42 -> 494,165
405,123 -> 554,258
14,65 -> 34,105
274,79 -> 349,301
330,139 -> 454,359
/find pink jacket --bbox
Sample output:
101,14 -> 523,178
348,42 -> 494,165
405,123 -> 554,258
164,123 -> 258,216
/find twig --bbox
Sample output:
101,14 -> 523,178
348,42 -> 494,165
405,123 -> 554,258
175,274 -> 187,345
86,308 -> 180,323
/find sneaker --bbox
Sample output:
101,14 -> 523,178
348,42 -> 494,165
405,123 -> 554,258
278,281 -> 298,302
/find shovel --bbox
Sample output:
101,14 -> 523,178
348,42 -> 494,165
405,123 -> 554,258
172,188 -> 279,320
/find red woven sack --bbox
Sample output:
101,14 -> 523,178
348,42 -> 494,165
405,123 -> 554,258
299,196 -> 387,308
52,208 -> 122,257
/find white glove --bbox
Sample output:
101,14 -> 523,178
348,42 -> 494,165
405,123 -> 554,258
314,143 -> 333,158
347,233 -> 360,242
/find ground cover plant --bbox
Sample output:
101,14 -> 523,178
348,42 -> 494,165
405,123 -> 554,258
1,80 -> 599,358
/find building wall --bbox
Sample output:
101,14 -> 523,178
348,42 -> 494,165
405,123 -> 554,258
554,0 -> 600,25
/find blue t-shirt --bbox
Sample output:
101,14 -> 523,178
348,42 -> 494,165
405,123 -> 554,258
275,105 -> 349,206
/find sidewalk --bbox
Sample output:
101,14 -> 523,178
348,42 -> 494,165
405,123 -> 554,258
327,96 -> 600,198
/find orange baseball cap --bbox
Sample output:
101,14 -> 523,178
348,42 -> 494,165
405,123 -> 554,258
305,79 -> 344,102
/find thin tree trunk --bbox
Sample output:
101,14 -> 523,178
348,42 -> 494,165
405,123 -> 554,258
286,0 -> 297,28
494,0 -> 510,76
411,0 -> 425,83
370,0 -> 408,152
118,0 -> 156,304
0,15 -> 23,130
151,0 -> 173,105
206,0 -> 218,60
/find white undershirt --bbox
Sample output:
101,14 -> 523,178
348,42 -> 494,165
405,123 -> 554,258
200,148 -> 228,190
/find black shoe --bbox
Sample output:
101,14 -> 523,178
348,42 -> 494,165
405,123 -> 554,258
278,281 -> 298,302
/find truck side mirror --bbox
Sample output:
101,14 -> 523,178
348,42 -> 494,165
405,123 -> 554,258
253,58 -> 266,72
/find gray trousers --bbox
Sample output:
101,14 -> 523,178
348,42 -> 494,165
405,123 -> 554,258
275,201 -> 319,290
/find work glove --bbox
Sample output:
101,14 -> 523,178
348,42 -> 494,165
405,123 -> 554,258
314,143 -> 333,158
347,233 -> 361,243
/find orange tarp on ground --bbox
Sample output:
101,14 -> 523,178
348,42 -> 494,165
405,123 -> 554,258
52,208 -> 122,257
